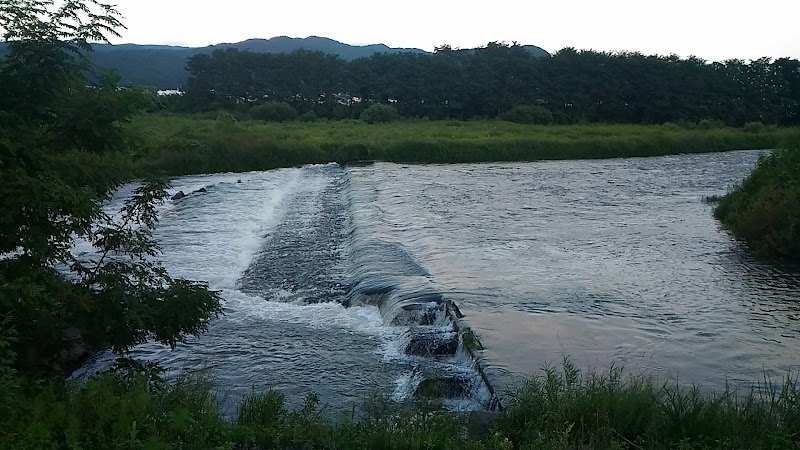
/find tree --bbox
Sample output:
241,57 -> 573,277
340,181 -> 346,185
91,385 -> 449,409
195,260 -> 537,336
500,105 -> 553,124
250,101 -> 299,122
360,103 -> 400,124
0,0 -> 222,376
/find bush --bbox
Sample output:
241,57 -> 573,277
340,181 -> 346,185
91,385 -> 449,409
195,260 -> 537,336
250,101 -> 298,122
360,103 -> 400,124
299,110 -> 318,122
743,121 -> 765,133
715,140 -> 800,260
697,118 -> 726,129
500,105 -> 553,125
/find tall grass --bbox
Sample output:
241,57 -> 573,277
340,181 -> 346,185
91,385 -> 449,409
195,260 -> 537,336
127,114 -> 798,176
499,358 -> 800,449
2,360 -> 799,449
715,137 -> 800,260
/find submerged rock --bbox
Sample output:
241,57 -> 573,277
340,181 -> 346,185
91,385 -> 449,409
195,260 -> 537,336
171,191 -> 186,201
192,187 -> 207,194
415,377 -> 471,399
405,332 -> 458,356
392,303 -> 442,326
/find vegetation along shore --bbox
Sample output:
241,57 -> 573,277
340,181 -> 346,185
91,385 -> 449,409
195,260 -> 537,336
132,113 -> 798,176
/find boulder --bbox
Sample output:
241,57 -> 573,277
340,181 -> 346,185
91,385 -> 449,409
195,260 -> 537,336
192,187 -> 207,194
405,332 -> 458,356
415,377 -> 471,399
391,302 -> 441,326
171,191 -> 186,201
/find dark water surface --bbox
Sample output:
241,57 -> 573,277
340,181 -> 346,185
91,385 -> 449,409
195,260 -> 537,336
78,150 -> 800,410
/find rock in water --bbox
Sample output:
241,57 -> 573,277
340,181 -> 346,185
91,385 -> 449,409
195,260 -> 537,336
192,187 -> 207,194
405,332 -> 458,356
171,191 -> 186,201
415,377 -> 470,399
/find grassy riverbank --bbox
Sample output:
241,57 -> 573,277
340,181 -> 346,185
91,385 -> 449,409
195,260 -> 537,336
128,114 -> 798,176
3,360 -> 798,449
715,138 -> 800,260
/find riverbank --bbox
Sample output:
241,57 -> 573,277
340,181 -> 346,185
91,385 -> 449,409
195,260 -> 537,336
715,139 -> 800,261
128,114 -> 798,176
2,360 -> 798,449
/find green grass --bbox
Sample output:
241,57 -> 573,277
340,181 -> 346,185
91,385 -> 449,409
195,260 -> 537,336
499,358 -> 800,449
2,360 -> 799,449
127,114 -> 799,176
715,137 -> 800,260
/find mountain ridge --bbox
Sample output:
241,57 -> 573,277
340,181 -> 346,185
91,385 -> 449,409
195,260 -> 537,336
0,36 -> 550,88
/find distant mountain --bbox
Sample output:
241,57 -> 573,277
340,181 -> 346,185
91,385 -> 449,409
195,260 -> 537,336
523,45 -> 550,58
213,36 -> 427,60
0,36 -> 550,89
88,36 -> 433,88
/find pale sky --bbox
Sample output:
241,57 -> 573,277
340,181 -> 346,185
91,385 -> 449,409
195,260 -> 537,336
108,0 -> 799,61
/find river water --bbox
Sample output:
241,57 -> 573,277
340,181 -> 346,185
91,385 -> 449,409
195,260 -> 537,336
78,150 -> 800,411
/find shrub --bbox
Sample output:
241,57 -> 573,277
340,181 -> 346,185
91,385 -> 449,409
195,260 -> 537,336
299,110 -> 318,122
697,118 -> 726,129
743,121 -> 765,133
360,103 -> 400,124
250,101 -> 298,122
715,141 -> 800,260
500,105 -> 553,125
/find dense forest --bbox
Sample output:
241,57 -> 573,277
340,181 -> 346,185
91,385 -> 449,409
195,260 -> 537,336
174,44 -> 800,126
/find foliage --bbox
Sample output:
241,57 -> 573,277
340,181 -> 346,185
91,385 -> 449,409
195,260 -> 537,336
249,101 -> 299,122
300,109 -> 318,122
0,0 -> 222,377
498,358 -> 800,449
175,44 -> 800,126
130,114 -> 797,175
359,103 -> 400,124
715,138 -> 800,260
500,104 -> 554,124
0,372 -> 480,450
2,360 -> 799,449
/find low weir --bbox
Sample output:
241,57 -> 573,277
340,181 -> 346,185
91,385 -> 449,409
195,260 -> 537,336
233,164 -> 500,409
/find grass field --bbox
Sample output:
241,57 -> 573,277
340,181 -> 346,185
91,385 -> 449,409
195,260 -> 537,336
128,114 -> 798,176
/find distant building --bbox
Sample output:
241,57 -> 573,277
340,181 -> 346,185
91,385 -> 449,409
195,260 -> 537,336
157,89 -> 184,96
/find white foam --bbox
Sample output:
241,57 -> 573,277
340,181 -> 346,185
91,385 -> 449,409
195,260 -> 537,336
223,289 -> 394,338
153,168 -> 302,290
392,370 -> 423,402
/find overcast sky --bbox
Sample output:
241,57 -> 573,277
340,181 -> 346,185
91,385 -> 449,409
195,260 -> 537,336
107,0 -> 799,61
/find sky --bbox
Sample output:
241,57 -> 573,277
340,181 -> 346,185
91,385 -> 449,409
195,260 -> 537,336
107,0 -> 799,61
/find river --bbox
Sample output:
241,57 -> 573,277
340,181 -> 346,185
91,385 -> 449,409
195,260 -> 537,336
77,150 -> 800,412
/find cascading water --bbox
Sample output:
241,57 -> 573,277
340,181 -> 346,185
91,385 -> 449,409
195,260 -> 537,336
341,169 -> 495,409
76,163 -> 494,412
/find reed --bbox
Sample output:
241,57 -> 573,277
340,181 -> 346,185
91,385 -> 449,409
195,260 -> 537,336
3,359 -> 798,449
127,114 -> 797,176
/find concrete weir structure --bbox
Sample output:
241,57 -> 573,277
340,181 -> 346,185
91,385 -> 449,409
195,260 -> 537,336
343,166 -> 501,410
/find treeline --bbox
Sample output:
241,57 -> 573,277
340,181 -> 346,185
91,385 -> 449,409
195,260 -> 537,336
173,43 -> 800,126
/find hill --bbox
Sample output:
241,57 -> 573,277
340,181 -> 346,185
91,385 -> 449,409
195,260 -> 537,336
1,36 -> 551,88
